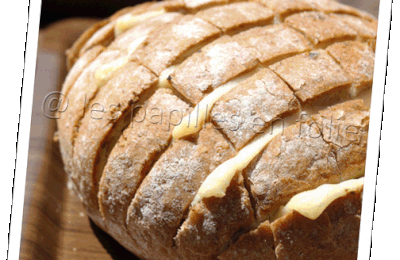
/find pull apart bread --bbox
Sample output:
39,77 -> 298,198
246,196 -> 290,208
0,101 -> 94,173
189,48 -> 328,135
57,0 -> 377,259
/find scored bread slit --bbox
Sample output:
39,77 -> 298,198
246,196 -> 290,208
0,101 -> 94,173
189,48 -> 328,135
57,46 -> 106,140
70,62 -> 162,225
61,45 -> 105,101
67,2 -> 179,68
125,125 -> 237,259
96,88 -> 191,253
172,68 -> 262,140
195,2 -> 275,35
192,111 -> 299,206
66,4 -> 167,68
192,90 -> 371,207
58,49 -> 123,186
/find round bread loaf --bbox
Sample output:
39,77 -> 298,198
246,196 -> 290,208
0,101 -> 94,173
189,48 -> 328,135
57,0 -> 377,259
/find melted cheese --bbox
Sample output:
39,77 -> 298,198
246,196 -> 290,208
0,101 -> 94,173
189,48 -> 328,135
192,112 -> 301,206
127,35 -> 148,55
115,9 -> 166,36
172,77 -> 246,139
95,56 -> 129,87
274,177 -> 364,220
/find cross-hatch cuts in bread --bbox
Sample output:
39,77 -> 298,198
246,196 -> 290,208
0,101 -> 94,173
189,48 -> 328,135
57,0 -> 377,259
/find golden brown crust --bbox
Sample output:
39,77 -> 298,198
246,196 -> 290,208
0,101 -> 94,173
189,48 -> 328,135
218,221 -> 276,260
57,1 -> 377,258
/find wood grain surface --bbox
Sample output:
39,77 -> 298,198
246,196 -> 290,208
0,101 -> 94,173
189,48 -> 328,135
18,1 -> 379,259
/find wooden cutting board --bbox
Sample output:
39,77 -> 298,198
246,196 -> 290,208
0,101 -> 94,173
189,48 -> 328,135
18,1 -> 379,258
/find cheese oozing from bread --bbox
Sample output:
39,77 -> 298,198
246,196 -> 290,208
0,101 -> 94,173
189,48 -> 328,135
192,111 -> 301,206
274,177 -> 364,220
95,56 -> 130,87
115,9 -> 166,36
172,74 -> 254,139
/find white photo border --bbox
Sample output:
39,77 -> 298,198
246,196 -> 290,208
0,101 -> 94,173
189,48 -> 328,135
7,0 -> 392,259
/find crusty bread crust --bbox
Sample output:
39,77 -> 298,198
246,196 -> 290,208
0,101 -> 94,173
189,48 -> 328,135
57,0 -> 377,259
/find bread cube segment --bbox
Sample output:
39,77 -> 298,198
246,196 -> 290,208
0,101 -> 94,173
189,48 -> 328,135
211,68 -> 300,150
333,14 -> 378,51
285,12 -> 357,47
333,14 -> 378,41
327,41 -> 375,97
235,24 -> 313,64
270,50 -> 352,104
196,2 -> 274,34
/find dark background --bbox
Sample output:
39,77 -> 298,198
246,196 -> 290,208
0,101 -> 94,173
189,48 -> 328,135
40,0 -> 146,28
